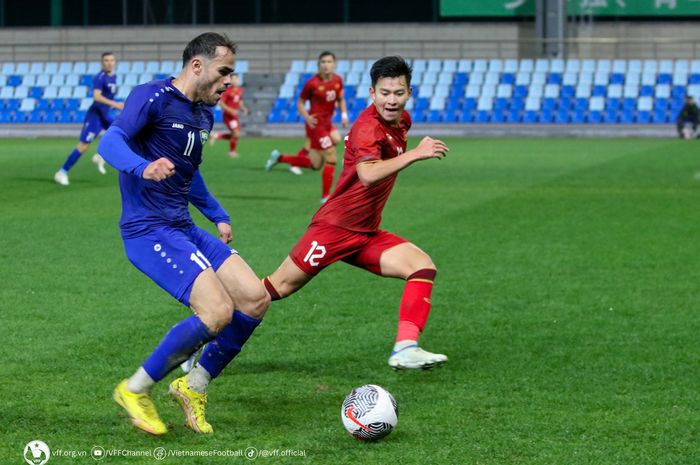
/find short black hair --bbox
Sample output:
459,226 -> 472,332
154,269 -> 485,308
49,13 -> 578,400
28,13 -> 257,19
101,52 -> 114,59
370,56 -> 412,88
182,32 -> 237,67
319,51 -> 336,62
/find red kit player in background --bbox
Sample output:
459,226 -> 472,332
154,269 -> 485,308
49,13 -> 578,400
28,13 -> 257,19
262,56 -> 450,370
265,51 -> 349,204
211,74 -> 248,157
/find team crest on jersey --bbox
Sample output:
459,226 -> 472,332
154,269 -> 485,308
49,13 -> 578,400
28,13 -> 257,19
199,130 -> 209,145
319,85 -> 325,91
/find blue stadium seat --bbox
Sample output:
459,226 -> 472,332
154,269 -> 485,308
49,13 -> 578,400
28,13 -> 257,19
4,99 -> 20,110
542,98 -> 556,111
462,98 -> 476,111
500,73 -> 515,85
606,97 -> 621,110
273,98 -> 288,111
523,110 -> 538,123
475,110 -> 490,122
689,74 -> 700,84
154,73 -> 169,80
43,111 -> 57,123
494,98 -> 509,111
640,85 -> 654,97
592,85 -> 606,97
652,108 -> 667,123
25,110 -> 41,123
415,98 -> 430,111
603,108 -> 618,123
539,110 -> 553,123
574,98 -> 588,111
609,73 -> 625,84
443,109 -> 458,122
507,109 -> 521,123
412,110 -> 426,123
561,85 -> 575,99
0,111 -> 11,123
344,86 -> 356,98
453,72 -> 468,86
213,108 -> 223,123
445,97 -> 461,111
571,109 -> 586,123
514,85 -> 528,99
656,74 -> 672,85
510,98 -> 524,110
546,73 -> 562,85
588,110 -> 603,123
283,111 -> 299,123
7,75 -> 22,87
57,110 -> 73,123
267,110 -> 283,123
427,110 -> 442,122
622,98 -> 637,110
654,98 -> 669,111
557,97 -> 573,110
636,110 -> 651,123
80,74 -> 92,86
29,87 -> 43,99
620,109 -> 634,123
348,110 -> 360,122
459,109 -> 473,123
672,85 -> 687,98
490,109 -> 505,122
555,109 -> 570,123
351,99 -> 366,111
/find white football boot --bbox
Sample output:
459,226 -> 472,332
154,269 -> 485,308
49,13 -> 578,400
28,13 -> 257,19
388,344 -> 448,370
265,150 -> 280,171
92,154 -> 107,174
289,166 -> 303,175
54,170 -> 69,186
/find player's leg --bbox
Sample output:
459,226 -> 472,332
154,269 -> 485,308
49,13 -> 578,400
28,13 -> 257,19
263,255 -> 314,299
320,132 -> 340,203
115,228 -> 234,435
229,124 -> 240,158
347,233 -> 447,369
54,140 -> 90,186
91,116 -> 114,175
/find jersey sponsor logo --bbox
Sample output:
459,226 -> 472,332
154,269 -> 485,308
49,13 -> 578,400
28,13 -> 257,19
171,123 -> 184,129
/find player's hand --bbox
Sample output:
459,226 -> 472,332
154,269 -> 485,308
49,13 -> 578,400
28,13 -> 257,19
305,114 -> 318,128
412,136 -> 449,161
114,102 -> 125,110
142,157 -> 175,181
342,116 -> 349,128
217,222 -> 233,244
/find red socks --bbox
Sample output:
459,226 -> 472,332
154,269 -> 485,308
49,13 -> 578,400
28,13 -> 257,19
279,154 -> 313,168
229,136 -> 238,152
322,164 -> 335,198
263,277 -> 281,301
396,269 -> 437,342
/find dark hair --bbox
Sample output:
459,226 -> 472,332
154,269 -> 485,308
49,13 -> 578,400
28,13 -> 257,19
182,32 -> 237,67
319,51 -> 336,62
370,56 -> 412,88
101,52 -> 114,59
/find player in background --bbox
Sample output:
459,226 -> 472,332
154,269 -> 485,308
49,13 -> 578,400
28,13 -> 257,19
265,51 -> 349,203
210,74 -> 249,157
98,33 -> 269,436
54,52 -> 123,186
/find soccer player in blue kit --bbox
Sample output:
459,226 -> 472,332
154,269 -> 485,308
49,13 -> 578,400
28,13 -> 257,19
54,52 -> 123,186
98,33 -> 269,436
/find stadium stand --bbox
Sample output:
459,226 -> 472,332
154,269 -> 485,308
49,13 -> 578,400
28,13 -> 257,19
0,60 -> 248,123
268,58 -> 700,124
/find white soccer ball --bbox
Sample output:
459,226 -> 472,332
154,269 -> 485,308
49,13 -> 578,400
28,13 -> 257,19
341,384 -> 398,441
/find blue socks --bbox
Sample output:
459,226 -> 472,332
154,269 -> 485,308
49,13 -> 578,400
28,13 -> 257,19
199,310 -> 262,378
61,148 -> 83,172
142,315 -> 216,382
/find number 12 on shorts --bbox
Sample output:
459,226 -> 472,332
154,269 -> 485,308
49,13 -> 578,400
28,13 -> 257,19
303,240 -> 327,267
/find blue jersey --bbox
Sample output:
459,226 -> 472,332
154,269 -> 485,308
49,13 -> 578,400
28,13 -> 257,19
90,71 -> 117,116
99,77 -> 228,239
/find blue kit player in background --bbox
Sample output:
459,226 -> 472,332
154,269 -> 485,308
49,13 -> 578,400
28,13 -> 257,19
97,33 -> 270,436
54,52 -> 123,186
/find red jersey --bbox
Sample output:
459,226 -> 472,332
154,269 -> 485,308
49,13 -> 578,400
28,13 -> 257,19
221,86 -> 243,111
300,73 -> 344,124
311,104 -> 411,233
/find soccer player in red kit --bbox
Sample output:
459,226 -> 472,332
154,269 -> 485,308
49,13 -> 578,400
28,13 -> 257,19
265,51 -> 349,204
263,56 -> 449,369
211,74 -> 248,157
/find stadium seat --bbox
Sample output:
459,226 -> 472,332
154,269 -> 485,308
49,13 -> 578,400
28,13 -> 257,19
522,110 -> 538,123
588,110 -> 603,123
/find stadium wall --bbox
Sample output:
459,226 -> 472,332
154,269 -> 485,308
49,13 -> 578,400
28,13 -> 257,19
1,22 -> 699,73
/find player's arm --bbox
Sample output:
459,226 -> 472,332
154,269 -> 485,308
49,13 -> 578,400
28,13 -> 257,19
98,85 -> 174,181
219,99 -> 237,117
239,97 -> 249,115
337,90 -> 349,128
356,136 -> 449,187
297,97 -> 316,128
189,170 -> 232,243
93,89 -> 124,110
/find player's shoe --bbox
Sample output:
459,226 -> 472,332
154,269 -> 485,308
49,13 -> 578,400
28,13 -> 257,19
289,166 -> 303,175
229,151 -> 239,158
265,150 -> 280,171
91,154 -> 107,174
320,196 -> 329,205
54,170 -> 69,186
388,345 -> 448,370
169,376 -> 213,434
113,379 -> 168,436
209,133 -> 218,146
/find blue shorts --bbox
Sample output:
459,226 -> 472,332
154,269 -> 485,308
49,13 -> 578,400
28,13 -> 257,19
79,109 -> 114,143
123,225 -> 237,307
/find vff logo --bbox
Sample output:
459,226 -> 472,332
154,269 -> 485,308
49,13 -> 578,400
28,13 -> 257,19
23,440 -> 50,465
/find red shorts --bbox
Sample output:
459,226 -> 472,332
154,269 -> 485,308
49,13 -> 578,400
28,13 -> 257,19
289,222 -> 408,276
305,121 -> 336,150
224,115 -> 240,130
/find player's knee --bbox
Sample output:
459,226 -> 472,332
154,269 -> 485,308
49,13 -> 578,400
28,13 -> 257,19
200,295 -> 234,332
410,255 -> 436,276
240,288 -> 271,319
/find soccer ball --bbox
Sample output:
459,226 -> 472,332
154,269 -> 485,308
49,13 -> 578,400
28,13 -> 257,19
341,384 -> 398,441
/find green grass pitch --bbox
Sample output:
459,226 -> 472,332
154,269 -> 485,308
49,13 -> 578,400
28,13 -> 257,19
1,136 -> 698,464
